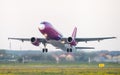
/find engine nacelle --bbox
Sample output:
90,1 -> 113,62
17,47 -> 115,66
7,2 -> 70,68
31,37 -> 40,46
67,37 -> 73,43
67,37 -> 77,46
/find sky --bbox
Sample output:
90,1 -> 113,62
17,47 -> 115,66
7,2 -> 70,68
0,0 -> 120,51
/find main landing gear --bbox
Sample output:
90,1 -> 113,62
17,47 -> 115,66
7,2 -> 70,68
65,44 -> 73,52
42,43 -> 48,53
42,48 -> 48,53
67,48 -> 72,52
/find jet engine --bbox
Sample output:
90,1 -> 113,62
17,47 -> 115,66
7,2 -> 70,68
31,37 -> 40,46
67,37 -> 77,46
67,37 -> 73,43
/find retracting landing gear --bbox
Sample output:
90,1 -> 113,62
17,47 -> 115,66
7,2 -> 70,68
42,42 -> 48,53
65,44 -> 73,52
42,48 -> 48,53
67,48 -> 72,52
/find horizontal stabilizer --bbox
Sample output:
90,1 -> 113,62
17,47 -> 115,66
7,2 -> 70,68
76,47 -> 94,49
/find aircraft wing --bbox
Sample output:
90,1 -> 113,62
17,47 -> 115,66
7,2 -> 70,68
8,37 -> 31,41
76,47 -> 94,49
8,37 -> 116,42
8,37 -> 48,43
75,37 -> 116,42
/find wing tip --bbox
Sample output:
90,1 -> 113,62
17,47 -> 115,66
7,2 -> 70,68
8,37 -> 12,40
111,37 -> 117,39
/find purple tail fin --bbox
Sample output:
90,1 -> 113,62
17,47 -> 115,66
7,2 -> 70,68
72,27 -> 77,39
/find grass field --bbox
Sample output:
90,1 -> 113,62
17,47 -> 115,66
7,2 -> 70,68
0,62 -> 119,75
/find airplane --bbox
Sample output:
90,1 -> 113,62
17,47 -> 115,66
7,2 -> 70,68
8,21 -> 116,52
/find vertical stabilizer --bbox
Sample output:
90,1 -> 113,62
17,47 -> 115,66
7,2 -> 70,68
72,27 -> 77,39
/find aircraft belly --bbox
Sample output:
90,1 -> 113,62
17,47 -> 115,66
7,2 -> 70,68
49,40 -> 66,51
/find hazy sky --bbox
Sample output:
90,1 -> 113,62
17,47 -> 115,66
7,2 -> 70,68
0,0 -> 120,51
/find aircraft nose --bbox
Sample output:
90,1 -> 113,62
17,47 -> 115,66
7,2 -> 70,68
39,24 -> 45,30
